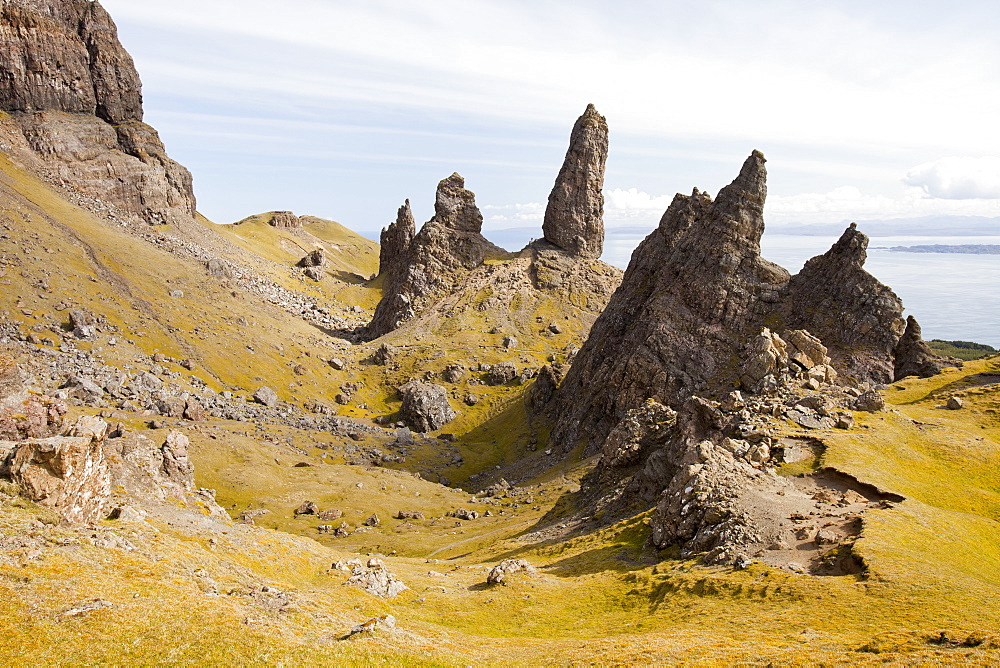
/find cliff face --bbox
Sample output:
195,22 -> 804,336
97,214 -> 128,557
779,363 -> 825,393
547,151 -> 936,455
0,0 -> 196,226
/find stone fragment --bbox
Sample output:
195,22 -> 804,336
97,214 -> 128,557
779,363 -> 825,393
947,396 -> 964,410
363,513 -> 380,527
295,501 -> 319,516
484,362 -> 517,386
297,249 -> 325,268
396,510 -> 424,520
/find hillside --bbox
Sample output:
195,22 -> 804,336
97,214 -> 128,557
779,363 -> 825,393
2,0 -> 999,665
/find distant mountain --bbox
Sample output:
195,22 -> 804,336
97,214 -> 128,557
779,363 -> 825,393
769,215 -> 1000,237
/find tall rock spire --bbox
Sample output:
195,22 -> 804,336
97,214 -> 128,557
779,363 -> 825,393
378,199 -> 415,290
542,104 -> 608,258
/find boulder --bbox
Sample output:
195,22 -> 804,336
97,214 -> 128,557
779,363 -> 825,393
398,381 -> 456,432
484,362 -> 517,386
8,417 -> 112,523
253,386 -> 279,407
487,559 -> 536,585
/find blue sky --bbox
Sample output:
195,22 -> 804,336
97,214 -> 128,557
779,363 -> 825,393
101,0 -> 1000,245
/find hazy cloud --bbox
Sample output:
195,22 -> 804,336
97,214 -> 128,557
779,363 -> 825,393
903,157 -> 1000,199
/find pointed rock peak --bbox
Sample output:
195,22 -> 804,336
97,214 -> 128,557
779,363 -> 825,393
714,150 -> 767,228
433,172 -> 484,233
827,222 -> 869,266
542,104 -> 609,258
378,199 -> 416,282
395,199 -> 415,235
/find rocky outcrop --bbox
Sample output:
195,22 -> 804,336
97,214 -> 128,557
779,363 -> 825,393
377,199 -> 416,292
780,223 -> 905,384
0,0 -> 196,227
269,211 -> 300,228
548,151 -> 789,453
8,416 -> 111,523
367,173 -> 505,337
546,151 -> 934,456
893,315 -> 959,379
542,104 -> 608,258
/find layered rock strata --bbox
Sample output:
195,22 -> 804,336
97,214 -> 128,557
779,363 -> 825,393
0,0 -> 196,226
546,151 -> 943,456
542,104 -> 608,258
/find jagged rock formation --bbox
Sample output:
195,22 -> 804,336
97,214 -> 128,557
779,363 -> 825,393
542,104 -> 608,258
545,151 -> 945,456
377,199 -> 416,293
269,211 -> 301,228
893,315 -> 960,379
367,173 -> 505,337
0,0 -> 196,226
780,223 -> 905,382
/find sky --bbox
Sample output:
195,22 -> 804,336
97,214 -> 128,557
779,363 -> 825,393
99,0 -> 1000,246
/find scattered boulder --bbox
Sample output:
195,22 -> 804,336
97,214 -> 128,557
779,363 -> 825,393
205,259 -> 233,278
487,559 -> 536,585
297,249 -> 325,268
370,344 -> 398,366
398,381 -> 456,432
442,364 -> 465,383
295,501 -> 319,516
8,417 -> 112,524
317,509 -> 343,521
346,560 -> 407,597
363,513 -> 380,527
852,390 -> 885,413
253,386 -> 279,407
68,309 -> 97,339
396,510 -> 424,520
484,362 -> 517,386
346,615 -> 396,638
947,396 -> 964,410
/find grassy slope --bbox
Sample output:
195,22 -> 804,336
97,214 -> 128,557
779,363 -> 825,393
3,148 -> 1000,662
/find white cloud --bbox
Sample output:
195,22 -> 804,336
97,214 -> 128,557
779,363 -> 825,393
903,157 -> 1000,199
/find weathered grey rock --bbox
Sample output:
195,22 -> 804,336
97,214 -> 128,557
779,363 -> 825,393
852,390 -> 885,413
377,200 -> 416,292
252,386 -> 278,407
484,362 -> 517,386
366,173 -> 505,338
68,308 -> 96,339
346,562 -> 407,597
396,510 -> 424,520
161,430 -> 194,487
295,501 -> 319,516
893,315 -> 960,379
549,151 -> 925,457
781,223 -> 906,385
398,381 -> 456,432
9,416 -> 112,523
0,0 -> 196,227
370,343 -> 398,366
486,558 -> 536,585
269,211 -> 300,228
297,248 -> 325,268
947,395 -> 964,410
205,258 -> 233,278
543,104 -> 608,258
442,363 -> 465,383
